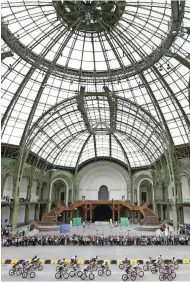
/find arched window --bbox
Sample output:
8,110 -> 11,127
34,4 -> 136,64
98,186 -> 109,200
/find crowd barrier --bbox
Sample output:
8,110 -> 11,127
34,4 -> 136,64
1,259 -> 190,264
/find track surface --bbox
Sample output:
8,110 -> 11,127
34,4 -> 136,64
2,264 -> 190,281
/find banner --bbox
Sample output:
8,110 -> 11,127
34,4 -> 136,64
72,217 -> 82,227
60,224 -> 70,233
24,225 -> 30,235
120,217 -> 129,227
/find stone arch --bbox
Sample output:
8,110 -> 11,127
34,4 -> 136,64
98,185 -> 109,200
137,178 -> 154,208
49,178 -> 69,211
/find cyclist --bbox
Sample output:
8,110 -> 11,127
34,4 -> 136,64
147,257 -> 152,263
133,262 -> 140,271
20,260 -> 27,268
101,261 -> 108,270
31,255 -> 38,262
71,255 -> 77,264
157,255 -> 162,263
92,256 -> 98,262
12,261 -> 20,270
125,264 -> 132,274
171,257 -> 177,264
58,258 -> 66,272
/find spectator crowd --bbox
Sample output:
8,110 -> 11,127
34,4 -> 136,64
179,224 -> 190,235
1,233 -> 189,247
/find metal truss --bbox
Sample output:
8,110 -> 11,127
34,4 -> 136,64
1,51 -> 14,61
1,1 -> 184,82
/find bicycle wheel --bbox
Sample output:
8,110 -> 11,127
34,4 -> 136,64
63,272 -> 69,279
30,272 -> 36,278
89,273 -> 95,280
55,272 -> 61,279
138,271 -> 144,277
131,271 -> 137,277
122,274 -> 129,281
131,274 -> 136,281
22,272 -> 27,278
151,267 -> 157,274
69,271 -> 75,277
168,274 -> 173,281
171,272 -> 176,279
38,264 -> 43,271
159,274 -> 164,281
16,269 -> 22,276
77,271 -> 83,277
81,274 -> 85,280
119,264 -> 124,270
106,270 -> 111,276
143,265 -> 148,271
9,269 -> 14,276
174,264 -> 179,270
98,270 -> 103,276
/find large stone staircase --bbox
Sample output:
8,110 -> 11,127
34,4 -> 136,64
41,202 -> 64,225
140,203 -> 160,226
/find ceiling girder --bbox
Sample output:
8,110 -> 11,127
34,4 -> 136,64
20,22 -> 81,146
140,72 -> 174,145
1,51 -> 14,61
1,67 -> 35,133
75,134 -> 92,173
93,134 -> 97,160
1,1 -> 184,82
113,134 -> 131,168
153,66 -> 190,129
165,53 -> 190,69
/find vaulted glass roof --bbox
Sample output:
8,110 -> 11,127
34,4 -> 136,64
1,1 -> 190,169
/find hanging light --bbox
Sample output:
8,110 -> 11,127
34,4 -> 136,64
159,65 -> 163,71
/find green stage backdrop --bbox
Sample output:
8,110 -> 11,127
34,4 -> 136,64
120,217 -> 129,227
72,217 -> 82,227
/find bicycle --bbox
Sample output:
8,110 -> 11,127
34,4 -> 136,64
119,260 -> 129,270
9,268 -> 22,276
98,267 -> 111,276
69,269 -> 83,278
55,264 -> 68,272
133,266 -> 144,277
159,272 -> 173,281
22,270 -> 36,279
32,260 -> 43,271
122,272 -> 136,281
80,271 -> 95,280
55,272 -> 69,279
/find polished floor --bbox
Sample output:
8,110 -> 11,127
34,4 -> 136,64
1,264 -> 190,281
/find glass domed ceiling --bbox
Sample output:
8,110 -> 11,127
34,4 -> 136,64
1,0 -> 190,169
